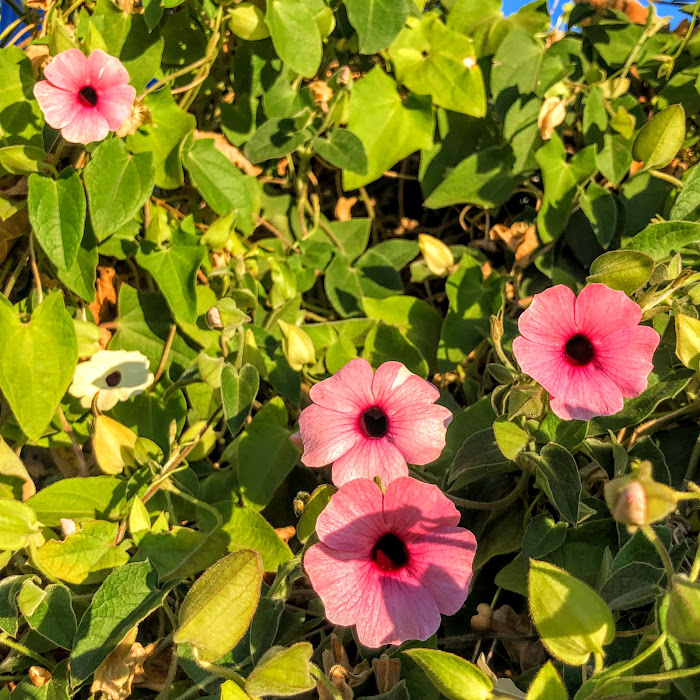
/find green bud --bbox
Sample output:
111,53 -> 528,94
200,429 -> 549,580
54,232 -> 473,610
278,320 -> 316,372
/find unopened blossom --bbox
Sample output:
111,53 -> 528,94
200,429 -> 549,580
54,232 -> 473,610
298,359 -> 452,487
34,49 -> 136,144
69,350 -> 153,411
513,284 -> 660,421
304,477 -> 477,648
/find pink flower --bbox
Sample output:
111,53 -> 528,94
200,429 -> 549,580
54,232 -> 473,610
298,359 -> 452,487
34,49 -> 136,144
304,477 -> 477,647
512,284 -> 660,421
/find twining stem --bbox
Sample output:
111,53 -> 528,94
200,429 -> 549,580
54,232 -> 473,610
28,233 -> 43,304
193,650 -> 247,687
150,324 -> 177,390
649,168 -> 685,189
0,632 -> 57,670
641,526 -> 675,584
57,405 -> 88,477
446,471 -> 529,511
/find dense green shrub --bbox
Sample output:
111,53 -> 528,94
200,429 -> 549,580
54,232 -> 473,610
1,0 -> 700,697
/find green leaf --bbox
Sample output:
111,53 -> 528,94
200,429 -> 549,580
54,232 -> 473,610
71,560 -> 170,683
344,67 -> 433,190
216,503 -> 293,571
632,104 -> 686,169
246,643 -> 315,697
136,233 -> 206,325
0,293 -> 78,442
536,135 -> 597,243
666,575 -> 700,644
184,138 -> 259,231
84,139 -> 155,241
57,224 -> 99,303
532,443 -> 582,525
18,581 -> 77,649
529,560 -> 615,666
390,14 -> 486,117
28,169 -> 85,273
449,428 -> 510,485
362,295 -> 442,368
237,399 -> 300,511
0,574 -> 35,635
624,221 -> 700,261
345,0 -> 415,54
596,133 -> 632,186
362,321 -> 428,377
245,115 -> 312,164
490,28 -> 544,106
127,89 -> 196,190
0,144 -> 46,174
586,250 -> 654,295
579,181 -> 617,249
110,285 -> 198,376
0,437 -> 35,501
675,314 -> 700,371
493,416 -> 530,461
297,484 -> 335,544
525,662 -> 566,700
670,164 -> 700,221
313,130 -> 368,174
175,550 -> 262,661
221,364 -> 260,438
26,476 -> 127,527
0,499 -> 38,550
265,0 -> 322,78
34,520 -> 131,585
403,649 -> 493,700
11,659 -> 69,700
0,47 -> 44,148
425,144 -> 516,210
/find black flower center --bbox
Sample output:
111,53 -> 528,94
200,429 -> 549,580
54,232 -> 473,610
564,334 -> 594,366
78,85 -> 98,107
372,533 -> 409,572
359,406 -> 389,439
105,371 -> 122,387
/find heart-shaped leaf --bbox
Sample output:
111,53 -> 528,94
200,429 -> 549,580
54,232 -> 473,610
0,293 -> 78,441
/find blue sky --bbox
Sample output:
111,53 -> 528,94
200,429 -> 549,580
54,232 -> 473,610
502,0 -> 688,27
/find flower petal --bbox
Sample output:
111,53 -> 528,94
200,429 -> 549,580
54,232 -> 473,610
595,325 -> 660,397
386,402 -> 452,465
43,49 -> 89,91
574,284 -> 642,342
59,106 -> 110,144
517,284 -> 577,346
87,49 -> 131,90
309,358 -> 375,413
330,436 -> 408,487
356,568 -> 441,647
371,361 -> 439,410
383,477 -> 460,541
549,364 -> 624,421
512,335 -> 571,398
408,527 -> 477,615
96,84 -> 136,130
315,478 -> 386,553
33,82 -> 78,129
304,544 -> 377,627
299,404 -> 361,467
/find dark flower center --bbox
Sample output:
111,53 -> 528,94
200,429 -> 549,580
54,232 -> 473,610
359,406 -> 389,439
564,334 -> 595,366
372,533 -> 409,572
105,371 -> 122,387
78,85 -> 98,107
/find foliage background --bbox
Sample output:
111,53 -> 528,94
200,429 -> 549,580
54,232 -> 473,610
1,0 -> 700,698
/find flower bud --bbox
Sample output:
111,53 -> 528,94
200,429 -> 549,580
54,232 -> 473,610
207,306 -> 223,329
418,234 -> 454,276
278,320 -> 316,372
537,96 -> 567,140
93,415 -> 138,475
605,460 -> 679,531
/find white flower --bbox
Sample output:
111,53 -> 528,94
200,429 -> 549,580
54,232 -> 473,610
68,350 -> 153,411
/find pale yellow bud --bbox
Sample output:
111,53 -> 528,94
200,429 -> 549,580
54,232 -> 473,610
278,320 -> 316,372
418,234 -> 454,276
537,96 -> 567,140
93,415 -> 138,475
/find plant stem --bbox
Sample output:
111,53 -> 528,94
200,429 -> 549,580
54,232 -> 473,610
642,526 -> 675,584
649,169 -> 685,189
28,233 -> 42,304
0,633 -> 57,670
446,471 -> 528,511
